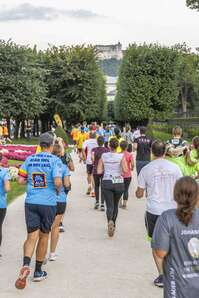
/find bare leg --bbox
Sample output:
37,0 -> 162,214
23,230 -> 39,259
152,249 -> 163,275
35,232 -> 49,262
50,215 -> 63,253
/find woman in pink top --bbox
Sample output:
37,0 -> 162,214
120,141 -> 134,209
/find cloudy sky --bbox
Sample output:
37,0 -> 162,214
0,0 -> 198,49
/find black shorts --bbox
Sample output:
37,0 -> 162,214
56,202 -> 67,215
25,203 -> 57,234
145,211 -> 159,239
86,164 -> 93,175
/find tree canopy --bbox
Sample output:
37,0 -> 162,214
186,0 -> 199,10
115,44 -> 179,123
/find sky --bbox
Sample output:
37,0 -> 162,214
0,0 -> 198,49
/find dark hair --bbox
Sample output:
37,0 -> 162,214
120,140 -> 128,151
97,136 -> 104,146
192,136 -> 199,159
109,137 -> 119,150
151,140 -> 166,157
114,127 -> 121,138
0,153 -> 2,161
174,177 -> 199,226
40,143 -> 51,149
140,126 -> 147,135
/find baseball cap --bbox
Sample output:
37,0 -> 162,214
39,132 -> 55,146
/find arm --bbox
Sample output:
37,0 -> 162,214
153,249 -> 168,259
68,160 -> 75,172
131,156 -> 134,171
4,180 -> 11,192
63,176 -> 70,188
136,187 -> 144,199
97,158 -> 104,175
54,177 -> 62,192
133,142 -> 138,152
91,151 -> 95,163
121,156 -> 128,173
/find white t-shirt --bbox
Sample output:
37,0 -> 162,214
102,152 -> 123,180
83,138 -> 98,165
138,158 -> 182,215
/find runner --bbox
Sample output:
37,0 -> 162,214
122,125 -> 134,152
97,138 -> 127,237
109,127 -> 124,153
76,127 -> 88,163
120,141 -> 134,209
0,153 -> 11,257
92,136 -> 109,211
133,126 -> 153,175
136,140 -> 182,287
152,176 -> 199,297
104,126 -> 112,148
166,126 -> 187,159
48,143 -> 70,261
83,132 -> 98,196
15,133 -> 63,289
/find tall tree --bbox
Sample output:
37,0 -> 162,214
186,0 -> 199,10
45,45 -> 107,124
115,44 -> 179,123
0,40 -> 47,136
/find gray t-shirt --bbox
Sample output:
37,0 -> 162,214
152,209 -> 199,298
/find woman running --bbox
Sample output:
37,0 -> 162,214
152,176 -> 199,297
97,138 -> 127,237
120,141 -> 134,209
48,143 -> 70,261
0,153 -> 11,257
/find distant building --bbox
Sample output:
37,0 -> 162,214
106,76 -> 117,102
96,42 -> 123,60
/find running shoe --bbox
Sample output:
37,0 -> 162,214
94,203 -> 99,210
59,223 -> 65,233
15,266 -> 31,289
100,205 -> 105,212
48,253 -> 57,262
33,270 -> 47,282
108,220 -> 115,237
86,186 -> 92,195
154,275 -> 164,287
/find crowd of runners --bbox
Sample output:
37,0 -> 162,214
0,122 -> 199,297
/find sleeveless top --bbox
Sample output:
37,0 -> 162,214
101,152 -> 123,180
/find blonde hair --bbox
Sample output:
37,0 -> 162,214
172,126 -> 182,137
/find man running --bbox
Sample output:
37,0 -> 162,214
133,126 -> 153,175
15,133 -> 63,289
83,132 -> 98,196
136,140 -> 182,287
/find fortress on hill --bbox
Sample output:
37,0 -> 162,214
95,42 -> 123,60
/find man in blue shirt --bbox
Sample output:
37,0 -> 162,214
15,133 -> 63,290
0,153 -> 11,257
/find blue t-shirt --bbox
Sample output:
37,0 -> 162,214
19,152 -> 63,206
0,168 -> 10,208
57,164 -> 70,203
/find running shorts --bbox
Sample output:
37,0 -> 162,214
56,202 -> 67,215
86,164 -> 93,175
145,211 -> 159,239
25,203 -> 57,234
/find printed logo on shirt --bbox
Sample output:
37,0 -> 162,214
188,238 -> 199,259
32,173 -> 47,188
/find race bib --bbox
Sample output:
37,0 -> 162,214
111,176 -> 124,184
32,173 -> 47,188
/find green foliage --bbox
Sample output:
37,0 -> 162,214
0,40 -> 47,120
115,44 -> 179,122
186,0 -> 199,10
7,181 -> 26,204
55,126 -> 71,145
45,45 -> 107,124
98,59 -> 121,77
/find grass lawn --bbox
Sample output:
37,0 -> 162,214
7,181 -> 26,205
12,137 -> 38,145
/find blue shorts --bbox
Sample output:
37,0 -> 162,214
25,203 -> 57,234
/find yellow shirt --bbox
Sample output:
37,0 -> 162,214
77,133 -> 86,149
109,136 -> 124,153
0,126 -> 3,136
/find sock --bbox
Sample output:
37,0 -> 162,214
35,261 -> 43,273
23,256 -> 31,267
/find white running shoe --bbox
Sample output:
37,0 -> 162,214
48,253 -> 58,261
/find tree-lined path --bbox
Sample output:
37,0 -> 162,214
0,154 -> 160,298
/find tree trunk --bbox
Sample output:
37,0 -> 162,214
20,120 -> 25,138
14,119 -> 20,139
6,117 -> 10,137
181,85 -> 188,117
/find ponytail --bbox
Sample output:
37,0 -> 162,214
174,177 -> 199,226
